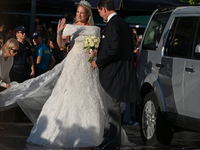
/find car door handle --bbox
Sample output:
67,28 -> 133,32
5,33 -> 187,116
185,67 -> 195,73
156,63 -> 164,68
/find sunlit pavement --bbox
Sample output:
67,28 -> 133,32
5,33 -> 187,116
1,123 -> 200,150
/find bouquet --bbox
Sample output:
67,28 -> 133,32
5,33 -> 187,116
83,35 -> 100,63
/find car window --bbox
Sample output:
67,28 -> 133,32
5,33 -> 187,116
165,17 -> 197,58
142,12 -> 171,50
193,20 -> 200,59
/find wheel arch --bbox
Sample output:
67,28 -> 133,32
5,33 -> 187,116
140,74 -> 167,112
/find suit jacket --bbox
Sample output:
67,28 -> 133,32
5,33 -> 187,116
96,15 -> 140,103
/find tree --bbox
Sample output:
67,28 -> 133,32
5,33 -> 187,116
179,0 -> 200,4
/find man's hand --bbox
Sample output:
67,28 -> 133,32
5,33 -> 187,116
30,71 -> 35,78
91,60 -> 97,71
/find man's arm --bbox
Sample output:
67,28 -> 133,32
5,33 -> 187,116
91,60 -> 97,71
35,47 -> 44,66
96,22 -> 121,68
28,56 -> 35,78
36,56 -> 42,65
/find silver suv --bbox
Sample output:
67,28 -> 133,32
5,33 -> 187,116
137,6 -> 200,146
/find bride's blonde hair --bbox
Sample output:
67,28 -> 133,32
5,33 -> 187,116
74,1 -> 94,26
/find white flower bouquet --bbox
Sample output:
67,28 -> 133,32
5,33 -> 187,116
83,35 -> 100,63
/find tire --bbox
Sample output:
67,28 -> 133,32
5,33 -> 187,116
139,91 -> 174,146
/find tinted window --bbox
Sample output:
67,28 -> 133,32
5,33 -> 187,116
142,12 -> 171,50
193,20 -> 200,59
165,17 -> 197,58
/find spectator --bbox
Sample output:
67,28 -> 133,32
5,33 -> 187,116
0,38 -> 19,122
59,42 -> 70,60
0,21 -> 5,45
132,29 -> 139,46
0,21 -> 5,33
35,19 -> 49,45
29,32 -> 37,54
5,29 -> 14,41
32,32 -> 55,77
48,33 -> 62,66
30,37 -> 37,53
63,13 -> 75,22
0,36 -> 3,50
10,26 -> 35,83
132,28 -> 140,63
9,26 -> 35,122
41,23 -> 49,45
46,24 -> 54,39
0,38 -> 19,90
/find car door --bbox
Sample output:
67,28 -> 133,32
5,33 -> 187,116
160,17 -> 197,120
184,19 -> 200,123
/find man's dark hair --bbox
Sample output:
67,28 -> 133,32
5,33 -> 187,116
97,0 -> 115,11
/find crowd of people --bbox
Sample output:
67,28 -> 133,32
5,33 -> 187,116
0,21 -> 72,78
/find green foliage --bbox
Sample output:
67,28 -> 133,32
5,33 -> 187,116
179,0 -> 200,4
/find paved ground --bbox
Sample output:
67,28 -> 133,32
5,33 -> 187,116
0,123 -> 200,150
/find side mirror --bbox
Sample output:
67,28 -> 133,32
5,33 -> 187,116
195,44 -> 200,53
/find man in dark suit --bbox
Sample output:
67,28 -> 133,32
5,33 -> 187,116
91,0 -> 140,149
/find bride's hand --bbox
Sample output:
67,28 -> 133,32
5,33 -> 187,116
57,18 -> 66,33
89,50 -> 97,58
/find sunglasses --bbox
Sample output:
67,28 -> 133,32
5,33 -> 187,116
18,31 -> 26,34
11,48 -> 18,53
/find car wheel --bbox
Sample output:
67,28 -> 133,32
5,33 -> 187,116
140,91 -> 174,146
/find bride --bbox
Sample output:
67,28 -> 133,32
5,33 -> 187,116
0,0 -> 132,148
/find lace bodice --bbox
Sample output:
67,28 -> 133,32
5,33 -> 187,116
63,24 -> 100,38
63,24 -> 100,53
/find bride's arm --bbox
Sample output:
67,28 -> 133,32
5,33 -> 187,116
57,35 -> 70,47
57,18 -> 70,47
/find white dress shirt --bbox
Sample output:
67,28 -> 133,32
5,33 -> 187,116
0,50 -> 13,88
107,12 -> 117,23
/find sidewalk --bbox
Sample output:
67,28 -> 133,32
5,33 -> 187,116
0,123 -> 32,150
1,122 -> 200,150
0,123 -> 140,150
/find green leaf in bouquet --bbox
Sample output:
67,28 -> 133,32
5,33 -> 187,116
88,56 -> 93,63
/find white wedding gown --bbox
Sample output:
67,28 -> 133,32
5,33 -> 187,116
0,24 -> 132,148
